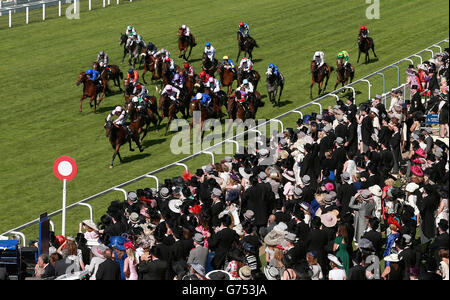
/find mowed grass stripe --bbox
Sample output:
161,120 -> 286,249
0,0 -> 448,236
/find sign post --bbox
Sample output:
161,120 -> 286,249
53,156 -> 78,236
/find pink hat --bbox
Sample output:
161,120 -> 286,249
410,165 -> 423,177
415,148 -> 426,158
325,182 -> 335,191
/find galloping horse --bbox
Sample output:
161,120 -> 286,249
236,32 -> 259,62
123,79 -> 134,103
202,53 -> 218,77
227,93 -> 257,122
357,36 -> 377,64
93,61 -> 123,92
334,58 -> 355,92
310,61 -> 333,99
238,70 -> 260,91
119,33 -> 129,64
159,94 -> 186,136
104,119 -> 143,168
217,63 -> 237,95
126,98 -> 160,141
189,95 -> 224,138
76,72 -> 105,113
266,69 -> 284,106
141,53 -> 158,84
177,28 -> 195,60
121,35 -> 140,68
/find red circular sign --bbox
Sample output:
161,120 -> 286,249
53,156 -> 78,181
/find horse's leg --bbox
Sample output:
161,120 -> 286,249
323,75 -> 330,94
357,51 -> 361,63
236,48 -> 241,63
110,144 -> 120,168
117,150 -> 123,163
80,96 -> 86,112
278,83 -> 284,106
310,82 -> 314,99
187,46 -> 193,60
142,69 -> 148,84
372,43 -> 377,58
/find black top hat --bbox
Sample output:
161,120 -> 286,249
438,219 -> 448,231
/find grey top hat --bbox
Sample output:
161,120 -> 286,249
160,187 -> 170,199
294,187 -> 303,197
336,137 -> 344,145
285,232 -> 297,243
259,172 -> 267,180
211,188 -> 222,197
244,210 -> 254,220
129,212 -> 139,224
224,156 -> 232,162
127,192 -> 138,203
341,171 -> 351,181
360,189 -> 372,199
204,165 -> 213,173
259,148 -> 270,157
193,233 -> 204,244
302,175 -> 311,185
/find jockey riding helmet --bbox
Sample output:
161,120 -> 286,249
223,56 -> 229,60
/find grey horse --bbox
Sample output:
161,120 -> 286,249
265,68 -> 284,106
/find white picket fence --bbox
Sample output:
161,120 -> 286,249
0,0 -> 134,28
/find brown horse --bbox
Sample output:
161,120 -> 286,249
217,63 -> 237,95
159,94 -> 185,136
104,119 -> 143,168
237,32 -> 259,62
357,36 -> 377,64
93,61 -> 123,92
202,53 -> 218,77
76,72 -> 105,113
161,61 -> 181,88
123,79 -> 134,103
178,28 -> 196,60
189,96 -> 224,135
226,92 -> 257,122
334,58 -> 355,91
310,61 -> 333,99
238,70 -> 260,91
141,53 -> 158,84
126,98 -> 160,141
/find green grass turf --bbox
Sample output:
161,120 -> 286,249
0,0 -> 448,240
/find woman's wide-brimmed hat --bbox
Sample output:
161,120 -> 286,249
168,199 -> 183,214
82,219 -> 98,231
320,212 -> 337,228
264,230 -> 285,246
205,270 -> 232,280
327,254 -> 343,267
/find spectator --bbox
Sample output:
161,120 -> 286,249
96,248 -> 121,280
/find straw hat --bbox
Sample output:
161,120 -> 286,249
82,219 -> 98,231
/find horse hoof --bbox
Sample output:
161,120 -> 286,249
130,149 -> 135,152
109,165 -> 113,169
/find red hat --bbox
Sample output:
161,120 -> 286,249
360,25 -> 366,30
412,158 -> 425,164
415,148 -> 426,158
387,215 -> 402,230
240,22 -> 244,26
182,170 -> 193,181
184,62 -> 189,68
124,241 -> 136,251
200,71 -> 206,77
55,235 -> 66,246
189,204 -> 202,215
410,165 -> 423,177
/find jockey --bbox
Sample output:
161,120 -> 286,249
164,56 -> 175,73
238,57 -> 253,72
337,50 -> 353,73
238,22 -> 250,38
132,96 -> 147,112
183,62 -> 195,78
126,25 -> 136,36
132,83 -> 148,99
204,42 -> 216,62
207,77 -> 221,94
86,68 -> 103,89
180,24 -> 196,46
161,84 -> 181,104
234,90 -> 250,114
239,79 -> 254,94
313,51 -> 325,68
267,63 -> 279,76
199,71 -> 210,85
127,68 -> 139,87
171,73 -> 185,90
359,25 -> 369,38
106,106 -> 128,129
222,56 -> 236,76
97,51 -> 109,69
194,92 -> 212,108
154,48 -> 170,59
146,42 -> 157,56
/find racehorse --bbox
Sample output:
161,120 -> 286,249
123,79 -> 134,103
122,36 -> 140,68
189,95 -> 224,138
76,72 -> 105,113
141,53 -> 158,84
177,28 -> 196,60
93,61 -> 123,92
104,119 -> 143,168
238,69 -> 260,91
357,36 -> 377,64
266,69 -> 284,106
119,33 -> 129,64
202,53 -> 218,77
236,32 -> 259,62
161,61 -> 180,87
126,98 -> 160,141
217,63 -> 237,96
310,61 -> 333,99
227,93 -> 257,122
334,58 -> 355,92
159,94 -> 186,136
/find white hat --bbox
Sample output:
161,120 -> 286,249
327,254 -> 343,267
405,182 -> 420,193
82,219 -> 98,231
264,265 -> 280,280
369,185 -> 382,197
273,222 -> 288,234
384,253 -> 401,262
196,93 -> 202,100
168,199 -> 183,214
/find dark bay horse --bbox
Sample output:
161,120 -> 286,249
227,93 -> 257,122
238,70 -> 260,91
76,72 -> 105,113
93,61 -> 123,92
266,69 -> 284,106
126,98 -> 160,141
161,61 -> 181,88
104,119 -> 143,168
189,96 -> 224,138
178,28 -> 195,60
159,94 -> 186,136
141,53 -> 158,84
217,63 -> 237,95
334,58 -> 355,91
357,36 -> 377,64
202,53 -> 218,77
310,61 -> 333,99
237,32 -> 258,62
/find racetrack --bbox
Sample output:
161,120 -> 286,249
0,0 -> 448,238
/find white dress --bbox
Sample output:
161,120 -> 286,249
328,268 -> 346,280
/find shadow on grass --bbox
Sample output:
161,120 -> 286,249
121,152 -> 151,164
142,138 -> 166,148
252,58 -> 264,63
96,105 -> 117,114
188,58 -> 202,63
